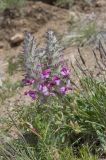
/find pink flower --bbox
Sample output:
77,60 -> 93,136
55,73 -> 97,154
41,69 -> 51,79
25,90 -> 37,100
60,86 -> 71,95
52,76 -> 60,85
61,67 -> 70,77
47,82 -> 55,89
50,93 -> 56,96
39,84 -> 49,96
22,77 -> 35,85
60,87 -> 67,94
47,76 -> 60,89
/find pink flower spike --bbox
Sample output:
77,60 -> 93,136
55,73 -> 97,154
61,67 -> 70,77
41,69 -> 51,79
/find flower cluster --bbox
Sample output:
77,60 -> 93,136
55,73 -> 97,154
23,31 -> 72,102
23,66 -> 71,100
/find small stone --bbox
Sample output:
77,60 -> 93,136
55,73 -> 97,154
10,33 -> 24,46
69,11 -> 79,22
0,42 -> 4,49
96,0 -> 106,7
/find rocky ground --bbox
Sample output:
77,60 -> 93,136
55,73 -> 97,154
0,0 -> 106,77
0,0 -> 106,147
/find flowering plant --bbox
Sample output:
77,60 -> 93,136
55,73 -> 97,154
22,30 -> 72,103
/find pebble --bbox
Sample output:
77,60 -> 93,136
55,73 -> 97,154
10,33 -> 24,46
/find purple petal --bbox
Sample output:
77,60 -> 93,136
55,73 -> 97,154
25,90 -> 37,100
39,84 -> 49,96
41,69 -> 51,79
61,67 -> 70,77
52,76 -> 60,85
22,77 -> 35,85
60,87 -> 66,94
60,86 -> 72,95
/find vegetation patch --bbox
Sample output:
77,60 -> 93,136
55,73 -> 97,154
0,0 -> 26,11
0,30 -> 106,160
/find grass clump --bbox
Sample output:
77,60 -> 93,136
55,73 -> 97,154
7,56 -> 23,76
64,21 -> 97,47
0,79 -> 21,104
0,138 -> 98,160
70,78 -> 106,152
55,0 -> 94,8
11,77 -> 105,159
0,0 -> 26,11
55,0 -> 73,8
